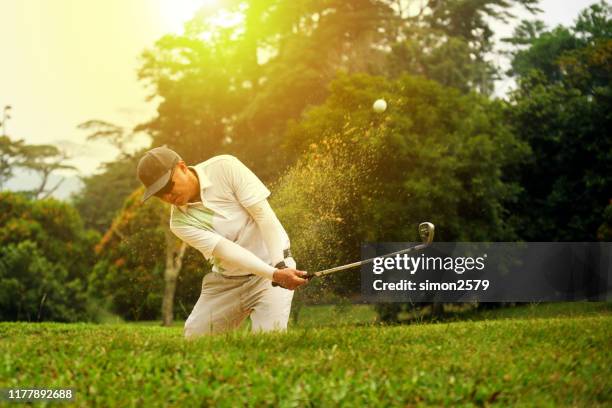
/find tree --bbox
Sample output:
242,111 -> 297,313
77,120 -> 133,156
19,144 -> 76,199
275,72 -> 528,300
0,192 -> 99,321
597,201 -> 612,240
506,1 -> 612,241
72,121 -> 143,233
72,154 -> 143,233
597,199 -> 612,241
137,31 -> 238,165
137,0 -> 534,185
0,135 -> 24,190
1,138 -> 76,199
161,218 -> 188,326
91,189 -> 203,324
390,0 -> 539,94
1,105 -> 76,197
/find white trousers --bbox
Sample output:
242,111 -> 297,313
184,257 -> 296,339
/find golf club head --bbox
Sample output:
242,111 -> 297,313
418,222 -> 435,244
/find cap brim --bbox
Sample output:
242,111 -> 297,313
141,169 -> 172,202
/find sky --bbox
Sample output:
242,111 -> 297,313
0,0 -> 600,199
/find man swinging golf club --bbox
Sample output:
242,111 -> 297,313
137,146 -> 308,339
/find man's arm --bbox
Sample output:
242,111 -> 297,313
245,199 -> 309,290
170,224 -> 274,279
212,237 -> 276,280
245,199 -> 284,266
171,225 -> 307,290
213,238 -> 307,290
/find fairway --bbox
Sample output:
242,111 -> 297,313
1,304 -> 610,406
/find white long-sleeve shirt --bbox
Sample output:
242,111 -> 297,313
169,155 -> 290,280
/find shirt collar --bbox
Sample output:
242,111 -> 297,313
176,165 -> 212,210
189,164 -> 212,191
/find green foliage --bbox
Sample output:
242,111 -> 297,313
574,0 -> 612,40
0,241 -> 89,322
284,73 -> 527,242
1,305 -> 609,405
5,141 -> 76,200
507,1 -> 611,82
89,190 -> 166,320
89,189 -> 206,321
505,1 -> 612,85
71,122 -> 145,233
137,32 -> 236,165
137,0 -> 533,182
0,191 -> 98,281
0,192 -> 98,321
389,0 -> 539,94
506,1 -> 612,240
0,135 -> 24,189
597,202 -> 612,240
273,72 -> 527,299
390,26 -> 493,93
72,154 -> 143,233
0,134 -> 74,198
507,25 -> 578,80
508,73 -> 611,240
424,0 -> 540,49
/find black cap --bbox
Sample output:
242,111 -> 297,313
137,146 -> 181,202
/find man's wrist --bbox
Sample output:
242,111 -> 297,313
261,264 -> 276,281
272,261 -> 287,283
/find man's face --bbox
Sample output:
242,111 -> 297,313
155,161 -> 196,206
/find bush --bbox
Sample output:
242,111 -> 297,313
0,241 -> 90,322
0,192 -> 99,322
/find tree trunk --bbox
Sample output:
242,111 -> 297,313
161,227 -> 187,327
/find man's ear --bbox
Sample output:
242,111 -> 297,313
176,160 -> 187,172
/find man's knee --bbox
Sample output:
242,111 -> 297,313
184,316 -> 213,339
250,283 -> 294,333
251,301 -> 292,333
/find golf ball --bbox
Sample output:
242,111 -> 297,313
373,99 -> 387,113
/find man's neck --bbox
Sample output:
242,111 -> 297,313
188,168 -> 201,203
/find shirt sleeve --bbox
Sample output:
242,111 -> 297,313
170,224 -> 222,260
245,199 -> 285,266
222,156 -> 271,208
212,237 -> 276,280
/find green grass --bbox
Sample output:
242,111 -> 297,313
121,302 -> 610,329
1,303 -> 610,407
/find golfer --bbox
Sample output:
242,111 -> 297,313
137,146 -> 308,338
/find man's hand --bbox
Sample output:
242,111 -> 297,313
272,268 -> 309,290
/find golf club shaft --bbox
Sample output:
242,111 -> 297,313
272,242 -> 429,287
272,222 -> 434,287
311,242 -> 429,277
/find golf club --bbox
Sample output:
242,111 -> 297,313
273,222 -> 435,287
